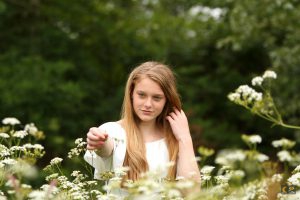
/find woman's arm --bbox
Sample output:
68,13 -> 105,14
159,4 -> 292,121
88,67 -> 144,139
86,127 -> 114,157
166,109 -> 201,182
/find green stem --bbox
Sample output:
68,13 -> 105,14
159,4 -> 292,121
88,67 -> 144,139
255,112 -> 300,130
280,122 -> 300,130
56,165 -> 64,176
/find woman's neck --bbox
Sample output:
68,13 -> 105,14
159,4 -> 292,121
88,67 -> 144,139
139,120 -> 164,142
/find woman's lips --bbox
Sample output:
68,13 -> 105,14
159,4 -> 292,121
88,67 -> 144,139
141,110 -> 152,115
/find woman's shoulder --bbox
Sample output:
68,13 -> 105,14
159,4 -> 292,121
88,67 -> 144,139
98,121 -> 121,129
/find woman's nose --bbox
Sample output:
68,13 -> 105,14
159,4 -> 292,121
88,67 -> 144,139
144,97 -> 152,107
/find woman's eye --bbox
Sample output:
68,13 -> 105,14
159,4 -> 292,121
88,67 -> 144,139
138,93 -> 145,97
153,96 -> 162,101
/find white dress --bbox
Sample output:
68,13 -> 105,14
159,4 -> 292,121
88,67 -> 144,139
84,122 -> 170,180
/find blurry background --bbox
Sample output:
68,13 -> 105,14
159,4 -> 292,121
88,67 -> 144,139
0,0 -> 300,169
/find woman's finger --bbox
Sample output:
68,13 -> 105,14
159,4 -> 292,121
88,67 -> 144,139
169,112 -> 177,120
166,116 -> 174,124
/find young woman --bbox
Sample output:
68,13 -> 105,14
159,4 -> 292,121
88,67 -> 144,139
84,61 -> 200,183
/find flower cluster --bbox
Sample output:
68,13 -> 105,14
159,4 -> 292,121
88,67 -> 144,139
228,69 -> 300,130
228,85 -> 263,104
68,138 -> 87,159
0,117 -> 45,199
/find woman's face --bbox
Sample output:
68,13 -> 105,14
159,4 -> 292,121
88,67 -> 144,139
132,77 -> 166,123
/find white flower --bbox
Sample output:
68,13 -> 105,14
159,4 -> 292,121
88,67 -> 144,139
25,123 -> 38,136
262,70 -> 277,79
45,173 -> 59,181
288,172 -> 300,187
22,143 -> 44,150
28,190 -> 46,200
33,144 -> 44,150
50,157 -> 63,165
114,166 -> 130,177
71,170 -> 81,177
202,174 -> 211,181
1,158 -> 17,165
86,181 -> 98,186
255,92 -> 263,101
0,144 -> 10,157
21,184 -> 32,189
12,130 -> 28,138
272,138 -> 296,149
176,180 -> 195,189
248,135 -> 262,144
201,165 -> 215,175
236,85 -> 263,102
2,117 -> 20,125
167,189 -> 181,198
277,150 -> 292,162
228,170 -> 245,180
294,165 -> 300,173
271,174 -> 283,183
255,153 -> 269,162
75,138 -> 83,145
0,133 -> 10,138
252,76 -> 263,86
9,146 -> 25,153
215,149 -> 246,166
215,175 -> 229,185
228,92 -> 241,102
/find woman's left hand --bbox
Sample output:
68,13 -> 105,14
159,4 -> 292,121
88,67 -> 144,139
166,108 -> 191,142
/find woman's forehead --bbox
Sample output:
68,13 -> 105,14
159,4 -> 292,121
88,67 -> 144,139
134,77 -> 165,95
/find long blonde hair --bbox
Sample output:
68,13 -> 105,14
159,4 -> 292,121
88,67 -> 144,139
121,61 -> 181,181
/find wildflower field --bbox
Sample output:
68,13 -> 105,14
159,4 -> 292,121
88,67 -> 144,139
1,70 -> 300,200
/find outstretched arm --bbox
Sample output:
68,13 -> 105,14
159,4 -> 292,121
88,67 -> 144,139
86,127 -> 114,157
166,109 -> 201,182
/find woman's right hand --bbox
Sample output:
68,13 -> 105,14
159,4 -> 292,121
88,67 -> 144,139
86,127 -> 108,150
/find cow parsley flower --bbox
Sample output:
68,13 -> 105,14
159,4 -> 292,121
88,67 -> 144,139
288,172 -> 300,187
1,158 -> 17,165
227,92 -> 240,102
277,150 -> 292,162
46,173 -> 59,182
24,123 -> 38,136
2,117 -> 20,125
272,138 -> 296,149
228,85 -> 263,105
255,153 -> 269,162
271,174 -> 283,183
215,149 -> 246,166
10,145 -> 25,153
242,134 -> 262,144
50,157 -> 63,165
251,76 -> 264,86
294,165 -> 300,173
0,132 -> 10,138
262,70 -> 277,79
0,144 -> 10,157
201,165 -> 215,175
12,130 -> 28,139
175,179 -> 195,189
28,190 -> 47,200
167,189 -> 181,199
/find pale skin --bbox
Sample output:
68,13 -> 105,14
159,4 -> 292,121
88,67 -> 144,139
86,77 -> 200,181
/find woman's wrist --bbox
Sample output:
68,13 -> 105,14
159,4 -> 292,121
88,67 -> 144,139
177,134 -> 192,144
94,137 -> 113,157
